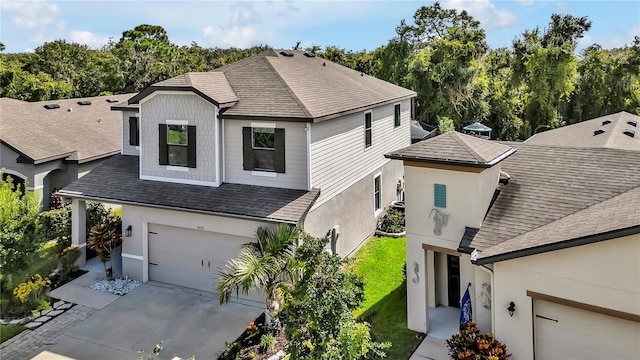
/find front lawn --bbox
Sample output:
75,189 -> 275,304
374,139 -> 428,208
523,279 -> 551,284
0,324 -> 25,343
352,237 -> 423,360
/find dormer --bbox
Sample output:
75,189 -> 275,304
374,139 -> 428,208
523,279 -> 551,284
385,131 -> 516,250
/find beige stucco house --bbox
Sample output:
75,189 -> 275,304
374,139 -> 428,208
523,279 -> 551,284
0,94 -> 134,209
59,50 -> 416,294
387,125 -> 640,359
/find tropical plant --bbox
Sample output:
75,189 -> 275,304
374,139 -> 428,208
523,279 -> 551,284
86,214 -> 122,279
377,208 -> 405,233
217,224 -> 301,327
447,321 -> 511,360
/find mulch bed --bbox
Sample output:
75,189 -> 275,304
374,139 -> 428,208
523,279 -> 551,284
218,313 -> 288,360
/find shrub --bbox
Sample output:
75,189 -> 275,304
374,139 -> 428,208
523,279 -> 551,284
58,246 -> 81,281
40,205 -> 72,254
447,322 -> 511,360
259,333 -> 276,354
377,208 -> 405,233
12,274 -> 50,316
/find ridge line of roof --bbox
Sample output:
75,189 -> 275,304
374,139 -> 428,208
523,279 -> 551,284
263,57 -> 313,118
450,131 -> 483,162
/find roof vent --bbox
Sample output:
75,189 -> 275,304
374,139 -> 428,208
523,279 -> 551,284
593,128 -> 606,136
602,119 -> 612,125
627,120 -> 637,127
106,98 -> 119,103
77,100 -> 91,106
623,129 -> 635,138
303,51 -> 315,58
43,104 -> 60,110
279,51 -> 294,57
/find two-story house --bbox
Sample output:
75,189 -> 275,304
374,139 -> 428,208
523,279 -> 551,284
59,49 -> 416,293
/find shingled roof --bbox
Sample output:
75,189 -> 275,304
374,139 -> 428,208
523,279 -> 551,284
129,49 -> 415,122
468,144 -> 640,263
58,155 -> 320,224
386,131 -> 516,167
525,111 -> 640,151
1,94 -> 136,164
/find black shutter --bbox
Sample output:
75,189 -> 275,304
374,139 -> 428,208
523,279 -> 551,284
187,125 -> 197,168
129,117 -> 139,146
274,128 -> 285,173
242,127 -> 253,171
158,124 -> 168,165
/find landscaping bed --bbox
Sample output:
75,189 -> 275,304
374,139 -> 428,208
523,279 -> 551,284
219,313 -> 286,360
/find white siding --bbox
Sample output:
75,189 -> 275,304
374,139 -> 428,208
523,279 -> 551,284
223,119 -> 308,190
310,99 -> 411,207
140,92 -> 218,185
121,110 -> 139,156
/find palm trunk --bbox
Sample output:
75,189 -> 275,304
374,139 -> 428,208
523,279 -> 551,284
265,293 -> 281,330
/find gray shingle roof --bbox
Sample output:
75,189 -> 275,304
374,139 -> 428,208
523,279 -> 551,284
469,144 -> 640,261
525,111 -> 640,151
386,131 -> 516,166
1,94 -> 136,164
58,155 -> 320,224
130,50 -> 415,122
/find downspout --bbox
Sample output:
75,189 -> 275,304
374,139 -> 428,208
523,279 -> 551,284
478,264 -> 495,335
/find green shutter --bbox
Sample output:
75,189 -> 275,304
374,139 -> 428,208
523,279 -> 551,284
187,125 -> 197,168
129,117 -> 139,146
158,124 -> 168,165
242,127 -> 253,170
434,184 -> 446,208
274,128 -> 286,173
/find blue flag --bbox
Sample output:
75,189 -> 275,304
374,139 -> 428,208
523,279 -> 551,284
460,287 -> 472,327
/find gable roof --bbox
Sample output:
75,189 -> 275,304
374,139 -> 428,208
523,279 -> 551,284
386,131 -> 516,167
469,144 -> 640,264
525,111 -> 640,151
1,94 -> 136,164
129,50 -> 416,122
58,155 -> 320,224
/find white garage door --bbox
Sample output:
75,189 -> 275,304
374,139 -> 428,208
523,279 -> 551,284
535,300 -> 640,360
148,224 -> 251,293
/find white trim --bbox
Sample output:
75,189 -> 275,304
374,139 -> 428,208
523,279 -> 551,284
373,171 -> 382,216
139,90 -> 206,105
135,113 -> 140,117
122,253 -> 144,260
221,117 -> 226,183
121,114 -> 125,155
166,166 -> 189,172
142,222 -> 149,282
135,146 -> 140,150
166,119 -> 189,126
0,167 -> 28,180
26,185 -> 44,191
364,110 -> 373,149
215,107 -> 221,184
140,175 -> 218,187
306,123 -> 312,190
139,106 -> 143,180
393,102 -> 402,130
73,243 -> 87,248
251,122 -> 276,128
251,171 -> 277,177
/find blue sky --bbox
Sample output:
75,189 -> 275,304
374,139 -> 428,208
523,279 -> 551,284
1,0 -> 638,54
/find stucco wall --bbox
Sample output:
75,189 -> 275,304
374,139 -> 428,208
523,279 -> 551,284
140,92 -> 219,185
121,205 -> 265,282
121,110 -> 140,156
304,159 -> 403,256
492,233 -> 640,359
223,119 -> 308,190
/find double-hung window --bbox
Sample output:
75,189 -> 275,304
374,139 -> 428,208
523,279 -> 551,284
158,124 -> 197,168
364,111 -> 372,148
374,175 -> 381,213
243,127 -> 286,173
394,104 -> 401,128
128,117 -> 140,146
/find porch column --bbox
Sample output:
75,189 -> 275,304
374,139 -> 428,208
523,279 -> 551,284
407,238 -> 429,334
71,198 -> 87,266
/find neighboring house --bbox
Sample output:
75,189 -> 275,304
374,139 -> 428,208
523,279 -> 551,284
58,50 -> 415,293
386,129 -> 640,359
1,94 -> 135,209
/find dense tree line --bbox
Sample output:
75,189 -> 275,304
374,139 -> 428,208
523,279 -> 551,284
1,4 -> 638,140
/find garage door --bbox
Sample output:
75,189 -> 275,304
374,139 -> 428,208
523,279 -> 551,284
535,300 -> 640,360
148,224 -> 251,293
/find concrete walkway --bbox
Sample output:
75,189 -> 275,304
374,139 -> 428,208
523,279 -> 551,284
410,336 -> 449,360
49,272 -> 120,310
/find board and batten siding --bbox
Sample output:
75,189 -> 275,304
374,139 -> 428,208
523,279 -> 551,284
121,110 -> 139,156
140,93 -> 218,184
223,119 -> 308,190
310,99 -> 411,207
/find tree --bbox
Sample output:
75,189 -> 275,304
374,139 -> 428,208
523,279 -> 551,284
0,42 -> 5,52
281,234 -> 389,360
217,224 -> 300,326
0,176 -> 43,281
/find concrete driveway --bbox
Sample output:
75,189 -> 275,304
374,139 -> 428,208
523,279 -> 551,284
27,282 -> 263,360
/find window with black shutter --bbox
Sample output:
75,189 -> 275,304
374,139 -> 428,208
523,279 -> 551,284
128,117 -> 139,146
158,124 -> 196,168
242,127 -> 285,173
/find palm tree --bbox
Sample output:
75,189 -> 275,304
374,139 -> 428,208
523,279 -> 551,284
217,223 -> 301,326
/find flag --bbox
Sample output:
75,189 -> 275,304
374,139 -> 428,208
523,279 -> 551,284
460,287 -> 472,327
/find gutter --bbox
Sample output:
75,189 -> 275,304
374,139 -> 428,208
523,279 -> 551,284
385,147 -> 517,168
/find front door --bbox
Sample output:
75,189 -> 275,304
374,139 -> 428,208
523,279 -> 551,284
447,255 -> 460,308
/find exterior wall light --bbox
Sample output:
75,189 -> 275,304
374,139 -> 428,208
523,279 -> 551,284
507,301 -> 516,317
125,225 -> 132,237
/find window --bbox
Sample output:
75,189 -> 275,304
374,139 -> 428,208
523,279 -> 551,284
128,117 -> 139,146
374,175 -> 381,212
364,111 -> 372,148
394,104 -> 401,128
434,184 -> 446,208
243,127 -> 285,173
158,124 -> 196,168
411,98 -> 416,120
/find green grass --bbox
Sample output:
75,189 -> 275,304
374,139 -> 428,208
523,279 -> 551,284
0,324 -> 25,343
352,237 -> 423,360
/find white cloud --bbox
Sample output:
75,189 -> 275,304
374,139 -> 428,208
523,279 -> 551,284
68,30 -> 110,49
202,25 -> 262,48
1,0 -> 64,29
230,3 -> 259,27
514,0 -> 534,6
442,0 -> 517,28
